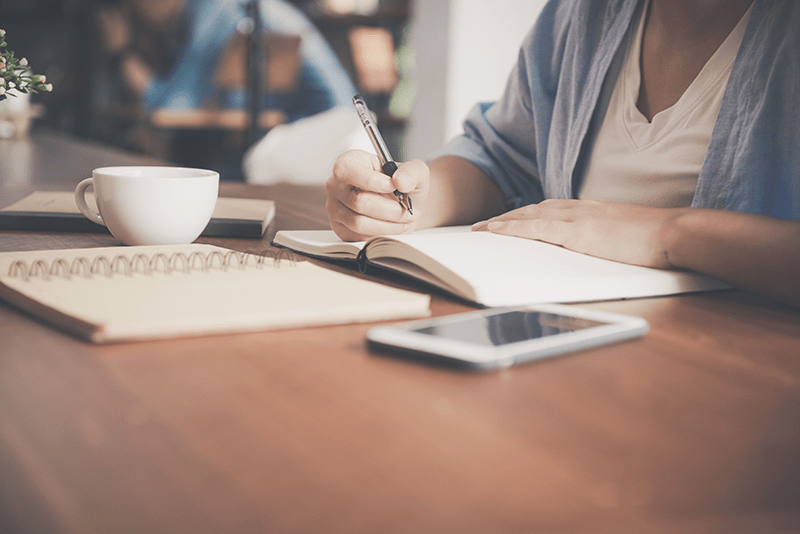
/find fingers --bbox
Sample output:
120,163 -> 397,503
331,150 -> 396,194
327,179 -> 412,229
331,152 -> 429,197
328,214 -> 413,242
486,218 -> 576,248
327,151 -> 425,241
392,159 -> 430,196
326,191 -> 414,241
327,168 -> 412,222
470,199 -> 675,267
472,200 -> 576,230
471,199 -> 589,249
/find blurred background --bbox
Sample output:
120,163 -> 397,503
0,0 -> 546,181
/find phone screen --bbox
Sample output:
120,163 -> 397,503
412,310 -> 607,346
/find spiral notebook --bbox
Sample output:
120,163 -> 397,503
273,227 -> 731,306
0,245 -> 430,343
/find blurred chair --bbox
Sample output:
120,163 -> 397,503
216,32 -> 302,95
347,26 -> 398,95
149,32 -> 302,133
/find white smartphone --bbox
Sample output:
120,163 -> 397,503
366,304 -> 649,370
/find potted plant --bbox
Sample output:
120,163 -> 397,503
0,29 -> 52,138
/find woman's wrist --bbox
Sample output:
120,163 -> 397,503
657,208 -> 693,270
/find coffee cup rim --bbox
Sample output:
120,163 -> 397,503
92,166 -> 219,179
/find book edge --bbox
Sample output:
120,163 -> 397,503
273,230 -> 363,259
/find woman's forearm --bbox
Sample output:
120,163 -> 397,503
420,156 -> 507,229
665,209 -> 800,306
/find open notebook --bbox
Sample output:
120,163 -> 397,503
0,245 -> 430,343
273,227 -> 730,307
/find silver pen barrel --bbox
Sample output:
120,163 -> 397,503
352,95 -> 412,214
353,95 -> 393,167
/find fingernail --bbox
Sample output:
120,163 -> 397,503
487,221 -> 503,231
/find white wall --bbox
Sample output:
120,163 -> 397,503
404,0 -> 547,159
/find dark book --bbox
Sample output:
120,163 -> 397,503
0,192 -> 275,238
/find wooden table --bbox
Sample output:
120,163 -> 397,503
1,131 -> 799,534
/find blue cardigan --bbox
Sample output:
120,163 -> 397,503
437,0 -> 800,220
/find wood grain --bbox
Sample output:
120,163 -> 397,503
1,132 -> 799,533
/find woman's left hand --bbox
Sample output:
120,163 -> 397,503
472,199 -> 683,269
474,199 -> 800,307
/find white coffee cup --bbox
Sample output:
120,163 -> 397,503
75,166 -> 219,246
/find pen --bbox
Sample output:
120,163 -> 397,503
352,94 -> 413,215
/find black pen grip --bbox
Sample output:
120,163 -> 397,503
382,161 -> 398,177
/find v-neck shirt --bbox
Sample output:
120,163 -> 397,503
578,2 -> 752,207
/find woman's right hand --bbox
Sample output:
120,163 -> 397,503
326,150 -> 430,241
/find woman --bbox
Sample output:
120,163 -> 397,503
326,0 -> 800,306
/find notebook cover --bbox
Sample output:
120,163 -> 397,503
0,192 -> 274,238
0,244 -> 431,343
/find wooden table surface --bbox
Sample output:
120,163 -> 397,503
1,131 -> 799,533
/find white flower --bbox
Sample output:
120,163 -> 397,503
44,83 -> 52,92
0,29 -> 5,37
0,87 -> 5,96
0,78 -> 4,86
19,57 -> 27,67
37,75 -> 46,83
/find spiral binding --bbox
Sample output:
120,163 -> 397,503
7,248 -> 297,282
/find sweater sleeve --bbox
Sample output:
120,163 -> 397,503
430,0 -> 591,209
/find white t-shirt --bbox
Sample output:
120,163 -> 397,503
578,3 -> 752,208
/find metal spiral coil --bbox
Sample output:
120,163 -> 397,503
7,248 -> 297,282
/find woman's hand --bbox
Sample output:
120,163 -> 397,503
472,199 -> 683,268
326,150 -> 430,241
473,198 -> 800,307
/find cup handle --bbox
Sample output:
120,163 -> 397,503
74,178 -> 106,227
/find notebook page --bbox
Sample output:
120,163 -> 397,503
370,231 -> 730,306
